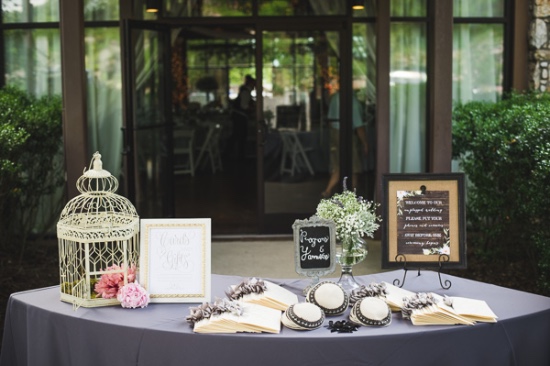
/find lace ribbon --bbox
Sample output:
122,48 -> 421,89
401,292 -> 438,320
225,277 -> 267,300
186,298 -> 243,325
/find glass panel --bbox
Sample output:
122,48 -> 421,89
179,31 -> 255,111
262,30 -> 340,215
259,0 -> 345,16
171,27 -> 257,234
4,29 -> 61,96
2,0 -> 59,23
454,0 -> 504,17
352,23 -> 376,201
164,0 -> 252,17
352,0 -> 377,17
453,24 -> 503,103
390,0 -> 426,17
85,27 -> 123,179
186,39 -> 226,108
390,22 -> 427,173
131,28 -> 171,217
84,0 -> 119,21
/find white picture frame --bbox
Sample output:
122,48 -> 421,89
139,218 -> 211,303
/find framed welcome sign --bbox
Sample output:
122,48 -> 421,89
381,173 -> 467,269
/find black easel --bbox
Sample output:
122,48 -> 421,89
392,253 -> 452,289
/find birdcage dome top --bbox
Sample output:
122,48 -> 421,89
76,151 -> 118,194
57,152 -> 139,242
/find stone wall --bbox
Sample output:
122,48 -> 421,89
530,0 -> 550,91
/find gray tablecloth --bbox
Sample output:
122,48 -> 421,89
2,270 -> 550,366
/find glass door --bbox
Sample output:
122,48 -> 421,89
122,20 -> 174,218
259,29 -> 342,232
121,18 -> 376,235
258,24 -> 377,233
170,26 -> 258,235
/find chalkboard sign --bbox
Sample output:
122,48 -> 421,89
292,216 -> 336,279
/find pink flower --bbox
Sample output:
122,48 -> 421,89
117,282 -> 150,309
126,264 -> 137,283
94,264 -> 137,299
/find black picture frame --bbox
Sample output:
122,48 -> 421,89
381,173 -> 467,269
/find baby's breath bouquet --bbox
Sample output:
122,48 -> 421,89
316,182 -> 381,242
316,178 -> 381,276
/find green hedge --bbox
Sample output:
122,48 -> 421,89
452,91 -> 550,294
0,87 -> 64,251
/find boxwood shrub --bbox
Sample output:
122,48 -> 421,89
0,87 -> 64,252
452,91 -> 550,294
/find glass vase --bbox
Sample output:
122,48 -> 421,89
336,235 -> 368,292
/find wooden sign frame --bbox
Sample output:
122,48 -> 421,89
292,216 -> 336,279
381,173 -> 467,269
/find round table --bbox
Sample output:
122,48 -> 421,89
2,270 -> 550,366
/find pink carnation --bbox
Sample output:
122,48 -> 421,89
117,282 -> 150,309
94,264 -> 137,299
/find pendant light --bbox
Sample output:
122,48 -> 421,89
146,0 -> 160,13
351,0 -> 365,10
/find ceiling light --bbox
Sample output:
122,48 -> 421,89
146,0 -> 160,13
352,0 -> 365,10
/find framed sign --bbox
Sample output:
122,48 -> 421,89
292,216 -> 336,279
381,173 -> 466,269
139,218 -> 211,303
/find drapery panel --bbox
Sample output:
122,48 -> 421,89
85,27 -> 123,180
390,22 -> 427,173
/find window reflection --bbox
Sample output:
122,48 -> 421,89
164,0 -> 252,17
390,0 -> 426,17
4,29 -> 61,96
259,0 -> 345,16
453,24 -> 503,102
453,0 -> 504,17
84,0 -> 119,21
2,0 -> 59,23
352,0 -> 377,17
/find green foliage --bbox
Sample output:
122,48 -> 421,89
0,87 -> 64,250
452,91 -> 550,294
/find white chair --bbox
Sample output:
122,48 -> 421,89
196,123 -> 223,173
173,128 -> 196,176
279,129 -> 314,176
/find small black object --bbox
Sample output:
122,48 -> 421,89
326,320 -> 360,333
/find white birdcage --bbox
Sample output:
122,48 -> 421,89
57,152 -> 139,309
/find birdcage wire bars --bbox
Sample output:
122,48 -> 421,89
57,152 -> 139,309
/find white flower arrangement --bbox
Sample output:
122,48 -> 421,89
315,179 -> 381,242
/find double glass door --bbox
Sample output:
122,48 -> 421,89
123,21 -> 376,235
